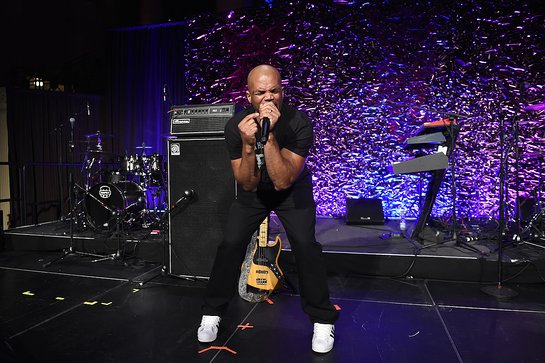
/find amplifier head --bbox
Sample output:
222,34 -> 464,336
170,103 -> 243,136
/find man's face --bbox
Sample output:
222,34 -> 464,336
246,71 -> 283,112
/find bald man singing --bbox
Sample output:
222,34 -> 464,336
197,65 -> 339,353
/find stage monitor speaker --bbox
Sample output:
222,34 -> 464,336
345,197 -> 385,225
167,137 -> 236,278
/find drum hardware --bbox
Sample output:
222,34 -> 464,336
76,182 -> 134,262
44,117 -> 109,268
79,132 -> 114,190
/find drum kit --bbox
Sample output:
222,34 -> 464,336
73,134 -> 167,232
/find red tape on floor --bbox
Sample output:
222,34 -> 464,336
237,323 -> 254,330
198,346 -> 237,355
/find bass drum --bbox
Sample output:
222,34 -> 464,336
85,181 -> 145,229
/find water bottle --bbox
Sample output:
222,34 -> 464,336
399,213 -> 407,232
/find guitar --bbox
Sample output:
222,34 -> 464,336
238,215 -> 283,302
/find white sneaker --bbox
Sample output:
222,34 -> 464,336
197,315 -> 221,343
312,323 -> 335,353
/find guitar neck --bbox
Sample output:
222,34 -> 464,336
258,215 -> 269,247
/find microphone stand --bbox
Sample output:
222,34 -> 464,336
50,121 -> 66,219
481,115 -> 518,298
137,192 -> 197,286
44,117 -> 106,267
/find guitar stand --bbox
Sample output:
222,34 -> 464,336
280,274 -> 298,295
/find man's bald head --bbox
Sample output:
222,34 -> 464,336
247,65 -> 282,86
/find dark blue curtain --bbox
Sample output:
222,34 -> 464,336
108,22 -> 187,158
6,87 -> 103,225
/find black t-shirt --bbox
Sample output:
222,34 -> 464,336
224,104 -> 313,191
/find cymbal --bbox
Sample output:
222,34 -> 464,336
85,149 -> 114,154
136,146 -> 152,149
85,132 -> 113,138
523,103 -> 545,112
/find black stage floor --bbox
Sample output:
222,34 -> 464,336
1,250 -> 545,362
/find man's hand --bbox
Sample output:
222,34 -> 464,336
259,102 -> 280,130
238,112 -> 260,146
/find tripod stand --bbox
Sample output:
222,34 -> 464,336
71,182 -> 129,263
44,117 -> 106,268
416,117 -> 485,255
137,190 -> 197,286
481,115 -> 518,298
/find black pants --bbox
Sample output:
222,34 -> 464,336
202,183 -> 339,324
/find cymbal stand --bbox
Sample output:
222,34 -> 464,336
137,192 -> 196,286
44,117 -> 106,268
481,115 -> 518,298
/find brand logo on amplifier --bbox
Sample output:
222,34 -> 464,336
173,118 -> 191,124
170,143 -> 180,156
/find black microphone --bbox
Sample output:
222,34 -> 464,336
86,101 -> 91,116
173,189 -> 195,207
185,189 -> 195,197
261,117 -> 270,144
163,84 -> 168,102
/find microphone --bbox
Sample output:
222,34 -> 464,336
86,101 -> 91,116
261,117 -> 270,144
163,84 -> 168,102
173,189 -> 195,208
69,117 -> 76,128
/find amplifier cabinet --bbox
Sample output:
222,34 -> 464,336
167,137 -> 236,278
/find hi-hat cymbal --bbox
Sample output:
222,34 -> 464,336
135,146 -> 152,149
523,103 -> 545,112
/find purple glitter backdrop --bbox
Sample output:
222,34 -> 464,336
184,1 -> 545,219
